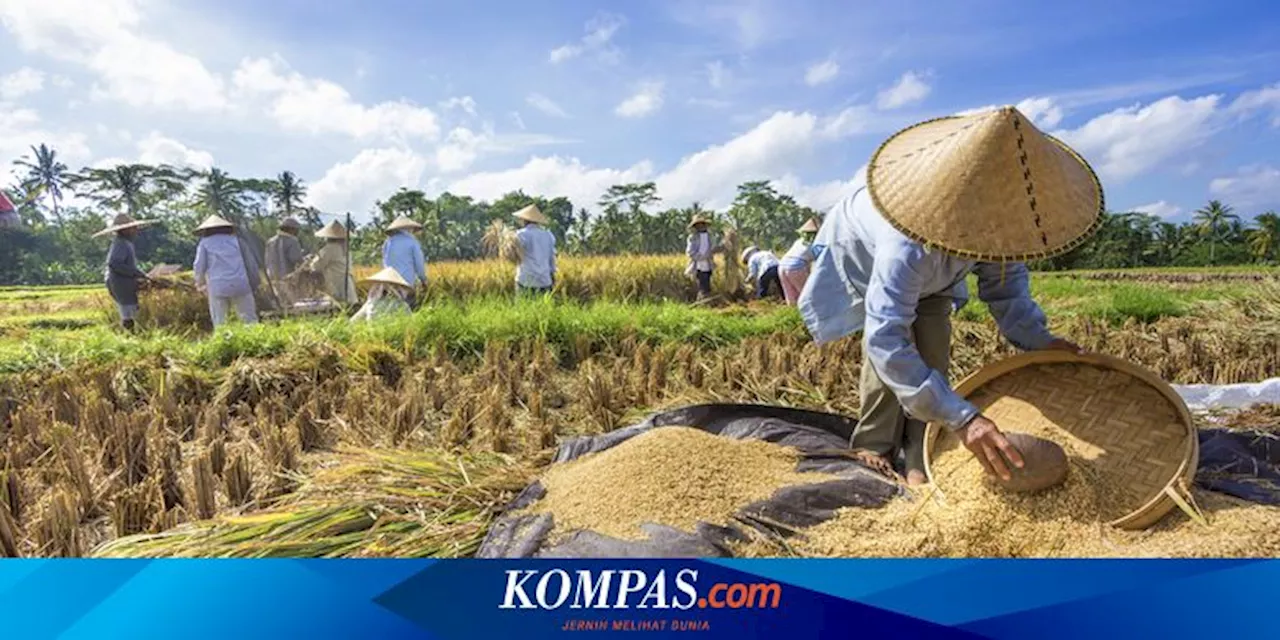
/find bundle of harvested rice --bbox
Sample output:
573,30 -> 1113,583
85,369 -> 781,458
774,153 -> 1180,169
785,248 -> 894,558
92,446 -> 532,558
482,220 -> 522,264
528,426 -> 831,541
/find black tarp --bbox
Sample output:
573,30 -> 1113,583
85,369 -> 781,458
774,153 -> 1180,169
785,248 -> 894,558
1197,428 -> 1280,504
477,404 -> 905,559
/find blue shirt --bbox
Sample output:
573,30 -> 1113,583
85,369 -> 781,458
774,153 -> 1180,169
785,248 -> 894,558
745,250 -> 779,283
798,166 -> 1055,430
516,224 -> 557,288
382,231 -> 427,286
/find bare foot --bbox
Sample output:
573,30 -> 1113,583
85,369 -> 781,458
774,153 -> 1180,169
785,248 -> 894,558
906,469 -> 928,486
849,449 -> 899,480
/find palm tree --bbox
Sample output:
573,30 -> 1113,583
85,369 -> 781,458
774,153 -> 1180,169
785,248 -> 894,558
1250,211 -> 1280,264
196,167 -> 248,221
70,164 -> 154,215
273,171 -> 307,219
14,144 -> 70,227
1192,200 -> 1240,265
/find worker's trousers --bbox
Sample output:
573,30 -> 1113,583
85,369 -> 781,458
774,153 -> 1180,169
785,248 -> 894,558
208,293 -> 259,327
852,294 -> 952,474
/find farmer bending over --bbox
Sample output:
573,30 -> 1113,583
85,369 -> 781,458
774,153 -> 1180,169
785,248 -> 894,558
799,106 -> 1097,485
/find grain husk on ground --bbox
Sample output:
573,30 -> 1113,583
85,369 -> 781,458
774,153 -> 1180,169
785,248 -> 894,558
527,426 -> 833,541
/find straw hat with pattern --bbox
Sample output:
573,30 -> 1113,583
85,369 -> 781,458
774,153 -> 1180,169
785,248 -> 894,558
797,218 -> 820,233
867,106 -> 1104,262
386,215 -> 423,232
195,215 -> 235,233
360,266 -> 411,289
316,220 -> 348,239
513,204 -> 549,225
688,215 -> 711,230
92,213 -> 158,238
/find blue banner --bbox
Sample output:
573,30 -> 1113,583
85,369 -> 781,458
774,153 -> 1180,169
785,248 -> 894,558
0,559 -> 1269,639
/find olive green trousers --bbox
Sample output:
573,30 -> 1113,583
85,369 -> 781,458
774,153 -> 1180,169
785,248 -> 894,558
852,294 -> 953,474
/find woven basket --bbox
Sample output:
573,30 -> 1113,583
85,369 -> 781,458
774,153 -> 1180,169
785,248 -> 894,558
923,351 -> 1199,530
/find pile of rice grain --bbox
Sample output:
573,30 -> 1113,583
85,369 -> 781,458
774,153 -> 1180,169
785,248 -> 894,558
530,426 -> 832,541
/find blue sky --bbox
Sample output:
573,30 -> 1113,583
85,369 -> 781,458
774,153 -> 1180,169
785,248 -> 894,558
1,0 -> 1278,222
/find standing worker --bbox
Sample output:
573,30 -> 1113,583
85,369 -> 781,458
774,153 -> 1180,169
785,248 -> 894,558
798,106 -> 1095,485
779,218 -> 820,306
265,217 -> 305,307
382,215 -> 427,308
685,215 -> 718,301
741,246 -> 782,300
308,220 -> 358,306
512,204 -> 556,295
93,213 -> 157,331
193,215 -> 259,327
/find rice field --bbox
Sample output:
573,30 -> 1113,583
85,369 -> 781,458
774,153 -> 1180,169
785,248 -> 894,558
1,257 -> 1279,558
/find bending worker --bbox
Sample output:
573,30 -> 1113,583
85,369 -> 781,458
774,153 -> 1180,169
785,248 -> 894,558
741,246 -> 782,299
382,215 -> 427,308
798,106 -> 1096,485
779,218 -> 819,306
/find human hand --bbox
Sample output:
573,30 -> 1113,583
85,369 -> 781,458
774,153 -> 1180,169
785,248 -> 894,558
1045,338 -> 1085,354
958,415 -> 1024,481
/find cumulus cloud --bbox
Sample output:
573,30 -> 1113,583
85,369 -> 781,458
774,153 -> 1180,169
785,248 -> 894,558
233,56 -> 440,142
0,0 -> 227,111
526,93 -> 569,118
0,104 -> 92,184
1210,165 -> 1280,208
1053,95 -> 1221,182
804,59 -> 839,87
1131,201 -> 1183,218
447,156 -> 655,209
550,13 -> 624,64
307,148 -> 431,214
1228,83 -> 1280,127
438,96 -> 477,116
876,71 -> 932,109
136,132 -> 213,169
0,67 -> 45,100
615,81 -> 664,118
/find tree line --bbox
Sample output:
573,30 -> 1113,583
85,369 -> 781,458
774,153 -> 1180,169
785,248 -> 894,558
1,143 -> 1277,286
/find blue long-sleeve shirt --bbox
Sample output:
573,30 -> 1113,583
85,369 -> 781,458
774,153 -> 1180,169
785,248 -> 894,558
798,166 -> 1056,430
382,231 -> 427,286
745,250 -> 779,283
515,224 -> 557,288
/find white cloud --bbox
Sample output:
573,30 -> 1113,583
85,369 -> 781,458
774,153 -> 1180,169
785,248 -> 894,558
0,0 -> 227,111
804,59 -> 839,87
438,96 -> 477,116
526,93 -> 569,118
0,67 -> 45,100
1228,83 -> 1280,127
447,156 -> 655,210
615,81 -> 664,118
707,61 -> 729,89
307,148 -> 431,215
550,13 -> 624,64
1131,201 -> 1183,218
1053,94 -> 1221,182
773,174 -> 860,212
233,56 -> 440,142
876,71 -> 932,109
0,104 -> 92,185
688,97 -> 732,109
51,75 -> 73,89
1210,165 -> 1280,208
1014,96 -> 1064,128
136,132 -> 213,169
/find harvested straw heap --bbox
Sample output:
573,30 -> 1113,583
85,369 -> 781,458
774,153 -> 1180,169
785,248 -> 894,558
528,427 -> 830,541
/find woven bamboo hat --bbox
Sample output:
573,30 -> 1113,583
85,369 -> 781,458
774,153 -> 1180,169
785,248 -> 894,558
797,218 -> 820,233
316,220 -> 348,239
360,267 -> 411,289
740,246 -> 758,264
195,215 -> 234,232
386,216 -> 423,232
513,204 -> 549,225
924,352 -> 1198,530
92,213 -> 157,238
688,215 -> 711,229
867,106 -> 1104,262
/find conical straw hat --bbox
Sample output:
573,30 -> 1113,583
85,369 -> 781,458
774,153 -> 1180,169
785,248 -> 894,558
316,220 -> 348,239
360,266 -> 411,288
867,106 -> 1104,262
688,215 -> 710,229
195,215 -> 234,232
92,213 -> 157,238
797,218 -> 820,233
740,246 -> 758,264
386,216 -> 423,232
513,204 -> 549,225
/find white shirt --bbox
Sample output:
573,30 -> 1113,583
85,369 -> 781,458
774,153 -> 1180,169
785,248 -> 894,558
194,234 -> 253,299
515,224 -> 557,288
